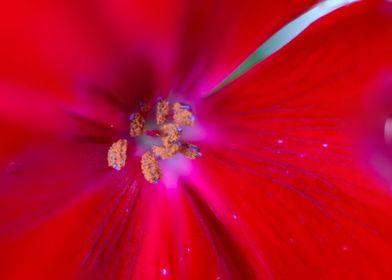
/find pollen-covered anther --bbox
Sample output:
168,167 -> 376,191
107,139 -> 128,170
141,151 -> 162,183
129,113 -> 145,137
152,143 -> 180,160
173,102 -> 194,126
180,144 -> 202,159
156,99 -> 170,125
160,123 -> 181,147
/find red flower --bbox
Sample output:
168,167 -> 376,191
1,0 -> 392,279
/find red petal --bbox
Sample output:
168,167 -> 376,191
191,147 -> 392,278
0,84 -> 72,158
0,141 -> 143,279
195,1 -> 392,277
0,84 -> 122,160
101,0 -> 318,95
0,0 -> 173,135
128,187 -> 221,280
0,1 -> 109,94
0,0 -> 163,101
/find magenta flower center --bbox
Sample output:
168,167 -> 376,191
107,99 -> 202,183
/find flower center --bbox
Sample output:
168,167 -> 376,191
107,99 -> 201,183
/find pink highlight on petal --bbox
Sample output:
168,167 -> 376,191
161,268 -> 168,276
160,154 -> 193,189
357,72 -> 392,183
384,118 -> 392,144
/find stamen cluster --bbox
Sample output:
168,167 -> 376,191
107,99 -> 201,183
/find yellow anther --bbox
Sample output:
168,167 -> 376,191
152,144 -> 180,160
180,144 -> 202,159
107,139 -> 128,170
173,102 -> 194,126
130,113 -> 145,137
141,151 -> 162,183
160,123 -> 181,147
156,99 -> 170,125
